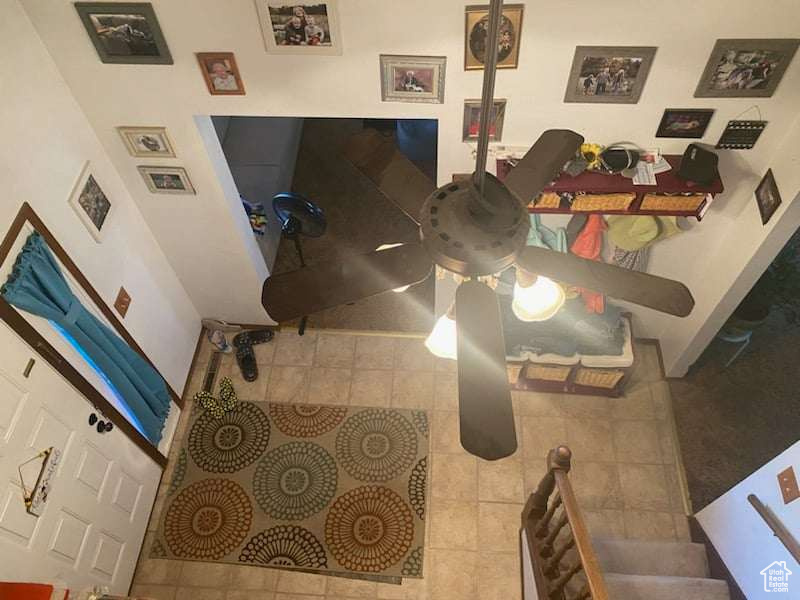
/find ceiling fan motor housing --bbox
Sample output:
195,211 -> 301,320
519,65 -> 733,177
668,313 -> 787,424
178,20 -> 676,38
419,174 -> 529,276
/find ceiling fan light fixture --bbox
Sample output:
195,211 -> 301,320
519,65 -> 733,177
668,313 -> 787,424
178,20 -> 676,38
424,311 -> 457,360
511,275 -> 565,322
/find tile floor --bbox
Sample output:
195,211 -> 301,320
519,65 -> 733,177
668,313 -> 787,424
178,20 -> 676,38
131,330 -> 689,600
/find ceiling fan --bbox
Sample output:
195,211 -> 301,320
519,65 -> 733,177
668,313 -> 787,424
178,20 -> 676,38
262,0 -> 694,461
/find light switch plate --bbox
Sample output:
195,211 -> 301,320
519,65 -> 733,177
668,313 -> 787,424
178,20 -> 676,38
114,286 -> 131,318
778,466 -> 799,504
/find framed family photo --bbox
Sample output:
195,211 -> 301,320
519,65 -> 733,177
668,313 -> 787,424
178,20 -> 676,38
74,2 -> 172,64
464,4 -> 524,70
255,0 -> 342,55
138,166 -> 195,195
656,109 -> 715,139
196,52 -> 245,95
695,39 -> 799,98
380,55 -> 446,104
69,162 -> 112,242
118,126 -> 175,158
463,99 -> 506,142
564,46 -> 657,104
755,169 -> 782,225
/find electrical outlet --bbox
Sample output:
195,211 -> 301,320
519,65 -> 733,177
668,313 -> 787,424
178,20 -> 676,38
778,466 -> 799,504
114,286 -> 131,318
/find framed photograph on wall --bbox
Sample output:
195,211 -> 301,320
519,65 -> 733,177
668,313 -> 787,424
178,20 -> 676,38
755,168 -> 782,225
695,39 -> 799,98
196,52 -> 246,95
463,99 -> 506,142
655,109 -> 715,139
68,161 -> 112,242
74,2 -> 173,64
138,166 -> 195,195
255,0 -> 342,55
464,4 -> 524,70
117,126 -> 175,158
380,55 -> 446,104
564,46 -> 657,104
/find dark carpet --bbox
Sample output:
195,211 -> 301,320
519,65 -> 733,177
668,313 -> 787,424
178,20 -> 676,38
272,118 -> 435,333
669,310 -> 800,512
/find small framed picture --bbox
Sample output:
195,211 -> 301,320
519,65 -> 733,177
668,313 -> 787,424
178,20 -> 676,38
464,4 -> 524,70
117,126 -> 175,158
74,2 -> 172,64
138,166 -> 195,195
655,109 -> 715,139
564,46 -> 657,104
68,162 -> 112,242
379,55 -> 446,104
755,169 -> 782,225
255,1 -> 342,55
695,39 -> 799,98
196,52 -> 245,95
463,99 -> 507,142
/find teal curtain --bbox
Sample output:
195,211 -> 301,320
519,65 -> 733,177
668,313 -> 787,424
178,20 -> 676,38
1,232 -> 169,444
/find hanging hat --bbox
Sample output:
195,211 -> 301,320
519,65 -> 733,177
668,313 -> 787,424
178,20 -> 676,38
607,215 -> 684,251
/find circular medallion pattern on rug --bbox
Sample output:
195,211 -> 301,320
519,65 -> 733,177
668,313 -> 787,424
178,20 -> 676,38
253,441 -> 338,520
401,546 -> 424,577
325,485 -> 414,572
188,401 -> 270,473
164,478 -> 253,560
239,524 -> 328,568
408,457 -> 427,520
335,409 -> 418,482
167,448 -> 188,495
270,403 -> 348,438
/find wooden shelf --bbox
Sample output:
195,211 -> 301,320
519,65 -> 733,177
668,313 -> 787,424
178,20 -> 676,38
496,155 -> 724,221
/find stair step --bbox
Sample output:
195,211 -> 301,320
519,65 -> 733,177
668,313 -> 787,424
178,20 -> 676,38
605,573 -> 730,600
593,538 -> 709,578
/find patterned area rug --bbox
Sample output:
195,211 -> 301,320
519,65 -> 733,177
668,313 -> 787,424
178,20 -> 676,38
151,401 -> 428,581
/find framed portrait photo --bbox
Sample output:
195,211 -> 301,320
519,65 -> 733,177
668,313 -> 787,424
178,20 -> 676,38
463,99 -> 507,142
117,126 -> 175,158
196,52 -> 245,95
255,0 -> 342,55
656,109 -> 715,139
74,2 -> 172,64
564,46 -> 657,104
755,169 -> 782,225
464,4 -> 524,70
68,162 -> 112,242
380,55 -> 446,104
695,39 -> 799,98
138,166 -> 195,195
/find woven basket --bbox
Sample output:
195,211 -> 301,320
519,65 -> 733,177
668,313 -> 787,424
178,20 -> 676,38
640,193 -> 706,212
533,192 -> 562,209
573,368 -> 624,389
506,364 -> 523,385
524,363 -> 572,382
571,193 -> 635,212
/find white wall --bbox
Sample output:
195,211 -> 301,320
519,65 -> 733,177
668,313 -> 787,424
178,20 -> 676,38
19,0 -> 800,371
697,441 -> 800,598
0,0 -> 201,393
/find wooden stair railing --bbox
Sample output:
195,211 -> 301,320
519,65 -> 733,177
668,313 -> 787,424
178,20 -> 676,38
521,446 -> 609,600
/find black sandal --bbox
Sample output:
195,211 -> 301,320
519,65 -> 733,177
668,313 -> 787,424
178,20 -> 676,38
235,342 -> 259,382
233,329 -> 274,348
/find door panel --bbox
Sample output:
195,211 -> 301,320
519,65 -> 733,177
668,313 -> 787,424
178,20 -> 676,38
0,321 -> 162,594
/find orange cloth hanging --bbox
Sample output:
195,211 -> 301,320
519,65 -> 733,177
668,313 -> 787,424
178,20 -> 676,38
569,214 -> 607,313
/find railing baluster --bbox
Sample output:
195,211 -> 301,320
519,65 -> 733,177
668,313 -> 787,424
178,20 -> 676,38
544,535 -> 576,578
540,510 -> 568,559
548,561 -> 584,600
535,492 -> 562,538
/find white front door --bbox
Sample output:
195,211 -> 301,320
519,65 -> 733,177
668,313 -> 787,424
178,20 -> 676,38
0,321 -> 161,594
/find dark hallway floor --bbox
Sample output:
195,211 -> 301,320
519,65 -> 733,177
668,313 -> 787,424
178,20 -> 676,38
272,118 -> 435,333
669,310 -> 800,511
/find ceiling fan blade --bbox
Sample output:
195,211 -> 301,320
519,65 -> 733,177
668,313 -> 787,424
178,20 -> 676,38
262,242 -> 433,322
455,280 -> 517,461
516,246 -> 695,317
343,129 -> 437,225
503,129 -> 585,204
